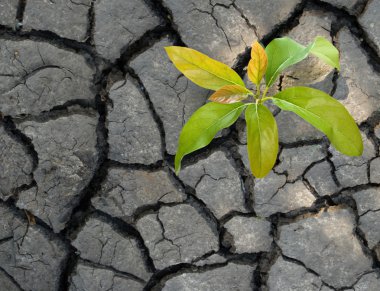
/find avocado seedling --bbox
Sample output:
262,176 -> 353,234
165,37 -> 363,178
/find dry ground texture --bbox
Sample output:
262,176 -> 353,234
0,0 -> 380,290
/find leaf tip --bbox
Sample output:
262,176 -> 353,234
340,147 -> 363,157
251,40 -> 265,49
174,154 -> 182,175
164,46 -> 175,54
174,165 -> 181,176
252,169 -> 271,179
349,141 -> 364,157
164,46 -> 174,60
251,40 -> 260,50
254,174 -> 265,179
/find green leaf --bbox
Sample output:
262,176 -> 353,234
209,85 -> 252,104
310,36 -> 340,70
175,102 -> 247,173
265,37 -> 314,87
165,46 -> 245,90
245,104 -> 279,178
272,87 -> 363,156
265,36 -> 340,87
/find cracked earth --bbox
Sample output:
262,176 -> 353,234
0,0 -> 379,290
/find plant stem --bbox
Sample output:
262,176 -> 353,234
261,86 -> 269,100
255,84 -> 261,100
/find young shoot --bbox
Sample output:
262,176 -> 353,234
165,36 -> 363,178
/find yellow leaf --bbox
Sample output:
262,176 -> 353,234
209,85 -> 252,104
248,41 -> 268,86
165,46 -> 245,90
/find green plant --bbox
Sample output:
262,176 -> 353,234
165,37 -> 363,178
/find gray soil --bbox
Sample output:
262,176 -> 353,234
0,0 -> 379,290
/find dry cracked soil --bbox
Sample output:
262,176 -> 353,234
0,0 -> 380,290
